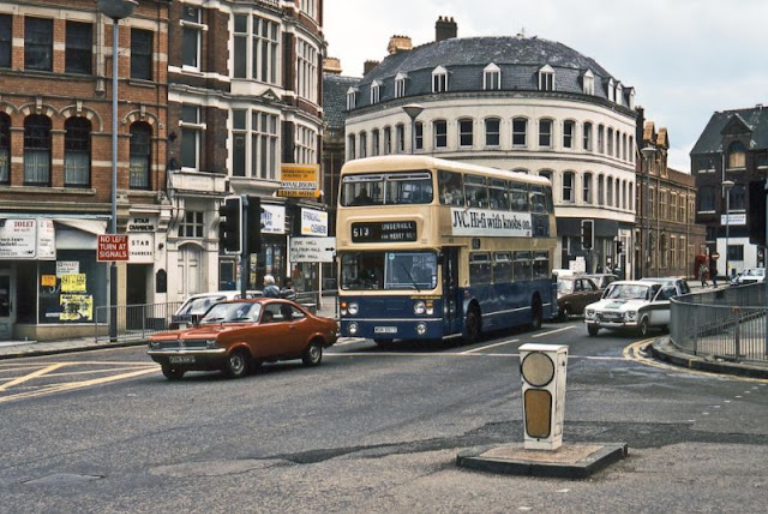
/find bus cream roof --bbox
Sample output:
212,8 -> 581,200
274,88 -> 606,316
340,155 -> 552,187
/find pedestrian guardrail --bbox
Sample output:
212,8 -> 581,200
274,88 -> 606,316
93,290 -> 340,343
94,301 -> 182,344
670,284 -> 768,363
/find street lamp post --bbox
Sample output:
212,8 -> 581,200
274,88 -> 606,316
640,145 -> 658,278
402,104 -> 424,154
99,0 -> 138,341
723,180 -> 735,282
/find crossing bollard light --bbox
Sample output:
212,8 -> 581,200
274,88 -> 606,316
519,343 -> 568,451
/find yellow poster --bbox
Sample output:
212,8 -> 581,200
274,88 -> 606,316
60,294 -> 93,321
61,273 -> 87,293
41,275 -> 57,287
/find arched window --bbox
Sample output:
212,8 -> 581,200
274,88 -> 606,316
583,122 -> 593,151
563,120 -> 575,149
597,174 -> 604,205
371,129 -> 380,156
431,66 -> 448,93
359,131 -> 367,157
485,118 -> 500,146
607,176 -> 614,206
512,118 -> 527,147
433,120 -> 447,148
483,63 -> 500,90
64,117 -> 91,187
347,134 -> 356,160
583,172 -> 593,204
728,141 -> 746,169
538,119 -> 553,148
0,113 -> 9,184
562,171 -> 575,202
129,122 -> 151,190
24,114 -> 51,186
458,118 -> 473,147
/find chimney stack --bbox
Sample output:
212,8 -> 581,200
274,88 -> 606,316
363,60 -> 380,76
387,35 -> 413,55
435,16 -> 457,42
323,57 -> 342,75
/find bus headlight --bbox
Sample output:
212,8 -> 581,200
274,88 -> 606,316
348,302 -> 359,315
416,323 -> 427,336
414,301 -> 426,315
340,301 -> 348,316
426,301 -> 434,315
348,322 -> 359,335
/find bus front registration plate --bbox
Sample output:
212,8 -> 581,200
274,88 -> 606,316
374,327 -> 397,334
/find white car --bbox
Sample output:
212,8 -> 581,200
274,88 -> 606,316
170,290 -> 262,329
736,268 -> 765,285
584,280 -> 680,337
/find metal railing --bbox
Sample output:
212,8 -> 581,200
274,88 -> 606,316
94,301 -> 181,344
92,291 -> 340,344
670,284 -> 768,362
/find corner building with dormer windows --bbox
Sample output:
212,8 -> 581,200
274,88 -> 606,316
344,17 -> 639,275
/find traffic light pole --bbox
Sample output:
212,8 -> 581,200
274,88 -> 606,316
240,195 -> 248,298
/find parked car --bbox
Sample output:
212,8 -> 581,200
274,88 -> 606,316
736,268 -> 765,285
557,276 -> 603,320
584,279 -> 680,337
170,290 -> 262,329
584,273 -> 618,290
638,277 -> 691,296
149,298 -> 338,380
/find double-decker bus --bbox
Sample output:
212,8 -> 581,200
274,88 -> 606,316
336,155 -> 556,345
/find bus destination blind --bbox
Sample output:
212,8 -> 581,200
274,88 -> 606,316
351,221 -> 417,243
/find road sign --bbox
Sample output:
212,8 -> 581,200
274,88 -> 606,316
711,252 -> 720,260
97,234 -> 129,262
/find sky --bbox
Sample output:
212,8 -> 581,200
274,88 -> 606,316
323,0 -> 768,172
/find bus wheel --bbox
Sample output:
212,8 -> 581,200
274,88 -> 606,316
530,297 -> 543,330
464,307 -> 481,344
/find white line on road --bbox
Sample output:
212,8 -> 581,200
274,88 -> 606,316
530,326 -> 575,338
460,339 -> 520,354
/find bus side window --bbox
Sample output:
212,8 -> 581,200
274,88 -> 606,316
439,170 -> 464,206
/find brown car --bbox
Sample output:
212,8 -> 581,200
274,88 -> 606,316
148,298 -> 338,380
557,276 -> 602,320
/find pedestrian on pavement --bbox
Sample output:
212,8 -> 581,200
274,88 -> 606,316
280,278 -> 296,301
710,260 -> 718,288
263,275 -> 281,297
699,262 -> 708,288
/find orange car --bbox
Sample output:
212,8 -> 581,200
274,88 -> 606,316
148,298 -> 338,380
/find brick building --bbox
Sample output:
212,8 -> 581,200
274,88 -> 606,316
0,0 -> 326,342
0,0 -> 170,341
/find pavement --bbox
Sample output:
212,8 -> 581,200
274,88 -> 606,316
2,283 -> 767,380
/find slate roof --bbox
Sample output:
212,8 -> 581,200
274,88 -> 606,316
351,36 -> 630,109
323,74 -> 360,130
690,106 -> 768,155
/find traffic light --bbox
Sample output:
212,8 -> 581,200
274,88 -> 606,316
748,180 -> 766,247
246,195 -> 263,255
519,343 -> 569,450
219,196 -> 242,254
581,220 -> 594,250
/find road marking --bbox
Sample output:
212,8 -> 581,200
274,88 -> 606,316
460,338 -> 519,354
530,326 -> 574,338
0,363 -> 65,392
622,341 -> 768,384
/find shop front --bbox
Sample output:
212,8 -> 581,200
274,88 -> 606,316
0,216 -> 108,342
